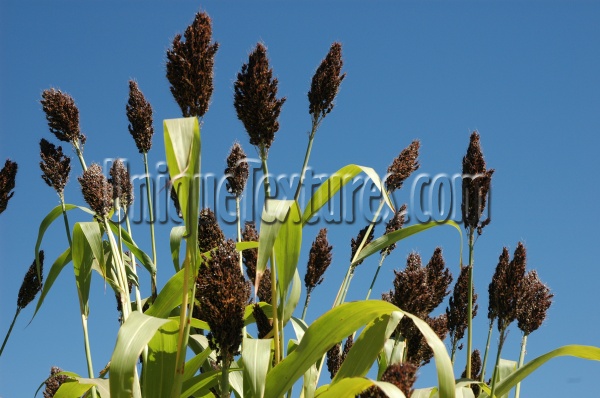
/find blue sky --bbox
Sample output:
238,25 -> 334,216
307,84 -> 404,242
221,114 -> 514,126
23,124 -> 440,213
1,1 -> 599,396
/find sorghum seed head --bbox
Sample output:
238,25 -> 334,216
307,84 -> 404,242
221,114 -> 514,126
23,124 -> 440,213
78,164 -> 113,217
308,42 -> 346,121
0,159 -> 18,215
109,159 -> 134,208
304,228 -> 333,294
406,314 -> 448,367
424,247 -> 453,314
350,224 -> 375,266
43,366 -> 69,398
326,342 -> 342,379
196,239 -> 251,364
517,270 -> 553,335
225,142 -> 249,197
461,131 -> 494,234
386,140 -> 420,193
234,42 -> 286,152
242,221 -> 259,280
41,88 -> 85,144
40,139 -> 71,196
253,303 -> 272,339
461,349 -> 482,396
358,362 -> 418,398
447,265 -> 478,349
488,247 -> 510,322
17,251 -> 44,309
257,267 -> 272,304
126,80 -> 154,153
197,208 -> 225,253
490,243 -> 527,332
166,12 -> 219,118
381,204 -> 407,256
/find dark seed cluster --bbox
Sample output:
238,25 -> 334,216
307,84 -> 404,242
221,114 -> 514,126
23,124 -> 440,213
197,208 -> 225,253
196,239 -> 251,364
234,43 -> 286,152
43,366 -> 69,398
0,159 -> 18,215
461,349 -> 482,396
126,80 -> 154,153
253,303 -> 272,339
109,159 -> 134,208
166,12 -> 219,118
241,221 -> 272,303
304,228 -> 333,295
308,42 -> 346,121
516,270 -> 553,335
41,88 -> 85,144
447,265 -> 478,351
326,335 -> 353,379
78,164 -> 113,217
225,142 -> 249,197
358,362 -> 418,398
17,251 -> 44,309
386,140 -> 420,193
39,139 -> 71,196
381,204 -> 407,256
350,225 -> 375,266
461,131 -> 494,234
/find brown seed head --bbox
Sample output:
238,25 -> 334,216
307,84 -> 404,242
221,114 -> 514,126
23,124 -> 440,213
461,349 -> 482,396
357,361 -> 418,398
78,164 -> 113,217
381,204 -> 407,256
517,270 -> 553,335
17,251 -> 44,309
405,314 -> 448,367
234,43 -> 286,152
242,221 -> 259,280
489,243 -> 527,332
197,208 -> 225,253
424,247 -> 453,313
446,265 -> 478,350
225,142 -> 249,197
41,88 -> 85,144
350,224 -> 375,266
253,303 -> 272,339
166,12 -> 219,118
461,132 -> 494,234
43,366 -> 69,398
308,42 -> 346,122
126,80 -> 154,153
109,159 -> 134,208
304,228 -> 333,294
386,140 -> 420,193
40,139 -> 71,196
326,342 -> 342,379
196,239 -> 251,363
0,159 -> 18,215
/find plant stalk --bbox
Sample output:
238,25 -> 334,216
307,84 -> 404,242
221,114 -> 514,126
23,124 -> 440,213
220,359 -> 230,398
489,328 -> 507,398
0,309 -> 20,358
466,229 -> 475,378
294,122 -> 318,202
81,314 -> 98,398
143,152 -> 158,299
365,253 -> 387,300
73,140 -> 87,171
301,292 -> 311,321
236,196 -> 243,274
514,334 -> 528,398
481,322 -> 494,382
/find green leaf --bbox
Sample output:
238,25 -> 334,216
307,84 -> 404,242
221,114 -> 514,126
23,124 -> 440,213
351,221 -> 462,266
378,338 -> 405,380
315,378 -> 405,398
282,269 -> 301,326
170,226 -> 187,272
183,347 -> 213,381
273,201 -> 302,297
495,358 -> 517,398
54,381 -> 93,398
236,241 -> 259,252
34,204 -> 93,280
180,369 -> 221,398
494,345 -> 600,397
109,312 -> 171,398
145,318 -> 180,398
145,268 -> 186,318
333,311 -> 401,382
412,387 -> 437,398
75,378 -> 111,397
108,221 -> 155,274
302,164 -> 394,225
72,223 -> 101,316
264,300 -> 454,398
241,338 -> 272,398
31,247 -> 71,320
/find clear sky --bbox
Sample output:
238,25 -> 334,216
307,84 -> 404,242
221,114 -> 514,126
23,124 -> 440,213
1,1 -> 599,397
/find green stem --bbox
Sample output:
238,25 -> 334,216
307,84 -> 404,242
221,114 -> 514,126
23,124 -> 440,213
271,255 -> 281,364
60,196 -> 73,247
143,152 -> 158,299
260,148 -> 271,199
220,359 -> 230,398
73,140 -> 87,171
103,218 -> 131,320
489,327 -> 507,398
81,314 -> 98,398
365,253 -> 387,300
466,229 -> 475,378
514,334 -> 528,398
481,322 -> 494,382
294,122 -> 318,202
301,291 -> 311,321
0,308 -> 20,357
236,197 -> 243,274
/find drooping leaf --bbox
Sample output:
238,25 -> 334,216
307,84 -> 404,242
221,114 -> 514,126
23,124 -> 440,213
302,164 -> 395,225
145,268 -> 186,318
109,312 -> 171,398
351,221 -> 462,266
273,200 -> 302,298
108,221 -> 155,274
145,318 -> 180,398
180,369 -> 221,398
72,222 -> 101,316
170,226 -> 187,272
32,247 -> 71,320
315,377 -> 405,398
183,347 -> 213,381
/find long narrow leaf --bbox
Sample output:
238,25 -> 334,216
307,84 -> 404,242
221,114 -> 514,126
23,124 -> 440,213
494,345 -> 600,397
302,164 -> 394,225
180,369 -> 221,398
351,221 -> 462,266
273,201 -> 302,297
145,319 -> 180,398
242,338 -> 272,398
108,221 -> 155,274
31,247 -> 71,320
315,377 -> 405,398
145,268 -> 185,318
170,226 -> 186,272
109,312 -> 170,398
72,223 -> 97,316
